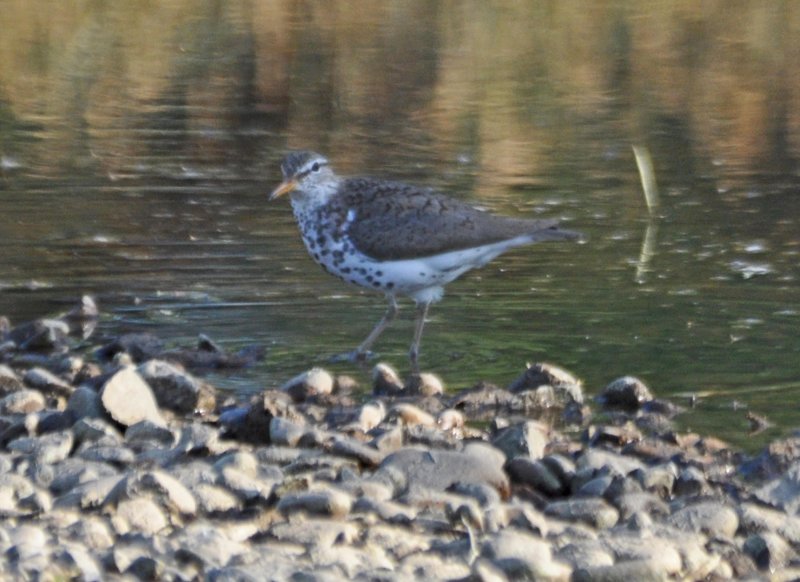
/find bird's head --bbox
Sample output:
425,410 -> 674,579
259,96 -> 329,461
269,151 -> 338,204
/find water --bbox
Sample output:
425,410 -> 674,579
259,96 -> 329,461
1,1 -> 799,450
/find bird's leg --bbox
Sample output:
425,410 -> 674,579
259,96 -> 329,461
408,301 -> 430,376
332,295 -> 398,364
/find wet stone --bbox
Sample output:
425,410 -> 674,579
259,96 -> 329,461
667,501 -> 739,538
281,367 -> 334,402
508,362 -> 584,405
598,376 -> 653,411
506,457 -> 565,497
491,420 -> 548,460
23,367 -> 73,396
138,359 -> 216,415
276,487 -> 353,518
372,363 -> 405,396
545,498 -> 619,529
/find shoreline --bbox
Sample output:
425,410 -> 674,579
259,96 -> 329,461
1,297 -> 798,580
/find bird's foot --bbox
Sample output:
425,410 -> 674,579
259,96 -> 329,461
329,349 -> 376,366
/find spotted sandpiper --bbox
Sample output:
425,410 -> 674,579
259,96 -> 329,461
270,151 -> 581,375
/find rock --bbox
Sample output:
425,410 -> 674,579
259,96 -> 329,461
573,560 -> 672,582
281,367 -> 334,401
481,528 -> 570,580
491,420 -> 548,460
0,365 -> 25,394
104,470 -> 197,517
378,443 -> 509,498
193,483 -> 242,514
598,376 -> 653,411
112,497 -> 169,535
66,386 -> 105,421
448,382 -> 517,419
276,487 -> 353,518
743,532 -> 793,571
23,367 -> 73,396
8,431 -> 74,464
667,501 -> 739,538
372,363 -> 405,396
509,362 -> 583,404
505,458 -> 565,496
405,373 -> 444,396
99,367 -> 165,427
9,318 -> 69,350
437,409 -> 465,431
96,332 -> 164,363
673,465 -> 707,496
271,518 -> 359,549
137,359 -> 216,415
125,420 -> 175,446
389,403 -> 436,427
269,416 -> 306,446
356,401 -> 386,432
545,498 -> 619,529
171,523 -> 249,569
0,389 -> 46,414
330,436 -> 384,467
738,502 -> 800,545
753,460 -> 800,513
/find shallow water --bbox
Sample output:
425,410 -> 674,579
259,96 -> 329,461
1,1 -> 799,450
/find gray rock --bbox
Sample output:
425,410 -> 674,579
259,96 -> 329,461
72,417 -> 122,444
112,496 -> 169,535
545,498 -> 619,529
281,367 -> 334,402
66,385 -> 105,421
491,420 -> 548,460
405,372 -> 444,397
599,534 -> 683,576
276,487 -> 353,518
54,475 -> 123,510
743,532 -> 792,571
673,465 -> 707,496
23,367 -> 73,395
104,470 -> 197,516
481,528 -> 570,580
379,443 -> 509,498
739,501 -> 800,545
10,318 -> 69,350
753,460 -> 800,514
598,376 -> 653,410
48,458 -> 120,495
270,518 -> 359,549
556,541 -> 614,570
217,466 -> 277,503
125,419 -> 175,445
0,389 -> 45,414
193,483 -> 242,514
372,363 -> 405,396
8,430 -> 73,464
138,359 -> 216,415
269,416 -> 306,446
171,522 -> 248,568
506,457 -> 565,496
330,436 -> 384,467
100,367 -> 165,427
577,448 -> 646,477
667,501 -> 739,538
573,560 -> 671,582
77,443 -> 136,465
0,364 -> 24,394
508,362 -> 583,404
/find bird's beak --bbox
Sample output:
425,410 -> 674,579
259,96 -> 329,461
269,179 -> 297,200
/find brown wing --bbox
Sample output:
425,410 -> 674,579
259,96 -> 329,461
334,177 -> 576,261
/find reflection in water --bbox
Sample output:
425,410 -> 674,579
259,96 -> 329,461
0,1 -> 799,449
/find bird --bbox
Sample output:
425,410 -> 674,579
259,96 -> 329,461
270,151 -> 581,376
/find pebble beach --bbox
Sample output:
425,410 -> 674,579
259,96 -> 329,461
0,297 -> 798,580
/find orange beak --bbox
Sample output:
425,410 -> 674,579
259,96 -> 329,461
269,178 -> 298,200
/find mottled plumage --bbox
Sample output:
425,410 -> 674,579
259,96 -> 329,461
270,150 -> 580,374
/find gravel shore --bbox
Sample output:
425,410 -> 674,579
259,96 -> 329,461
0,297 -> 798,580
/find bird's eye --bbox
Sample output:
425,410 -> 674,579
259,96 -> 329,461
311,162 -> 320,172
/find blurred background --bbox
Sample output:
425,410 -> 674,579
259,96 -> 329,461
0,1 -> 798,449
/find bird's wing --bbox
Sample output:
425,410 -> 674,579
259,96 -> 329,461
336,178 -> 573,261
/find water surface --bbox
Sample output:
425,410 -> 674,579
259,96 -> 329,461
1,1 -> 799,449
